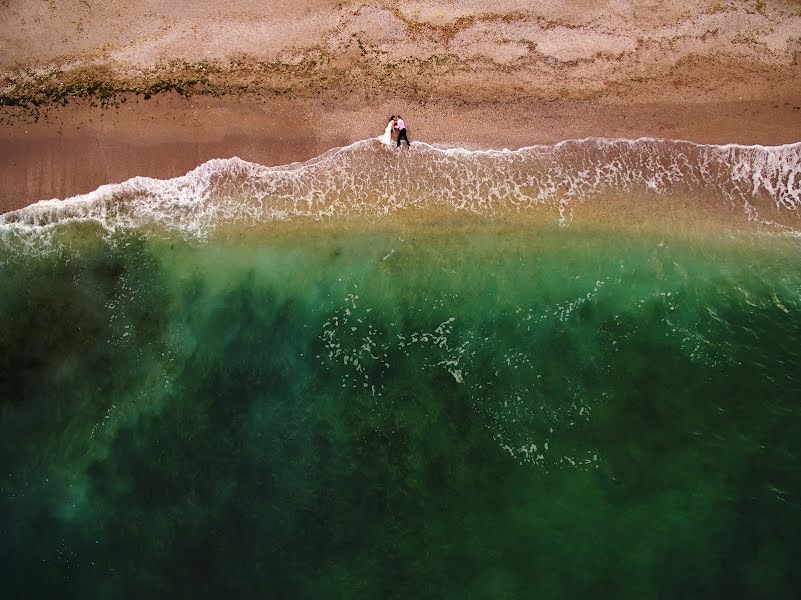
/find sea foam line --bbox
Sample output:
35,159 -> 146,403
1,137 -> 800,238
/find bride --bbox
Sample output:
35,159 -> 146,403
378,115 -> 395,146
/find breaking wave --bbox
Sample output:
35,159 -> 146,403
1,137 -> 800,238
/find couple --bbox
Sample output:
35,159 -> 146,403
379,115 -> 411,147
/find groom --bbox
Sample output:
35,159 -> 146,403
394,115 -> 411,147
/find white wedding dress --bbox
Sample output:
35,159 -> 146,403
377,120 -> 393,146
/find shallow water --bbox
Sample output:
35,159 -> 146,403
2,214 -> 801,598
2,138 -> 800,235
2,137 -> 801,597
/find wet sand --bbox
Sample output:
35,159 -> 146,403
3,93 -> 800,212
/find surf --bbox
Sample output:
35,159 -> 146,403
1,137 -> 800,238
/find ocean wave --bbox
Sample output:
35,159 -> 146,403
1,137 -> 800,238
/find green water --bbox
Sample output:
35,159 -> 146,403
2,221 -> 801,598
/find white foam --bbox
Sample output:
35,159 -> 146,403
2,137 -> 800,239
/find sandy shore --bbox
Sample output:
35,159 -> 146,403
2,1 -> 801,212
2,93 -> 801,212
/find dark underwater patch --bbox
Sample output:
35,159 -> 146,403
1,225 -> 801,598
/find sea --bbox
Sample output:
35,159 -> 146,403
1,137 -> 801,598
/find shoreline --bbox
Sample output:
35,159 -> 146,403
3,92 -> 801,213
4,135 -> 799,239
3,2 -> 801,213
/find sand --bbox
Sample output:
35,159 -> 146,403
2,0 -> 801,211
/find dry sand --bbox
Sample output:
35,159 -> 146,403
2,0 -> 801,211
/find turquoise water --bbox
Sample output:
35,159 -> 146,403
2,217 -> 801,598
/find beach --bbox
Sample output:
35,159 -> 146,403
3,3 -> 801,599
2,0 -> 801,210
3,93 -> 801,212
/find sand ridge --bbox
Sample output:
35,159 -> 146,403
2,1 -> 801,104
